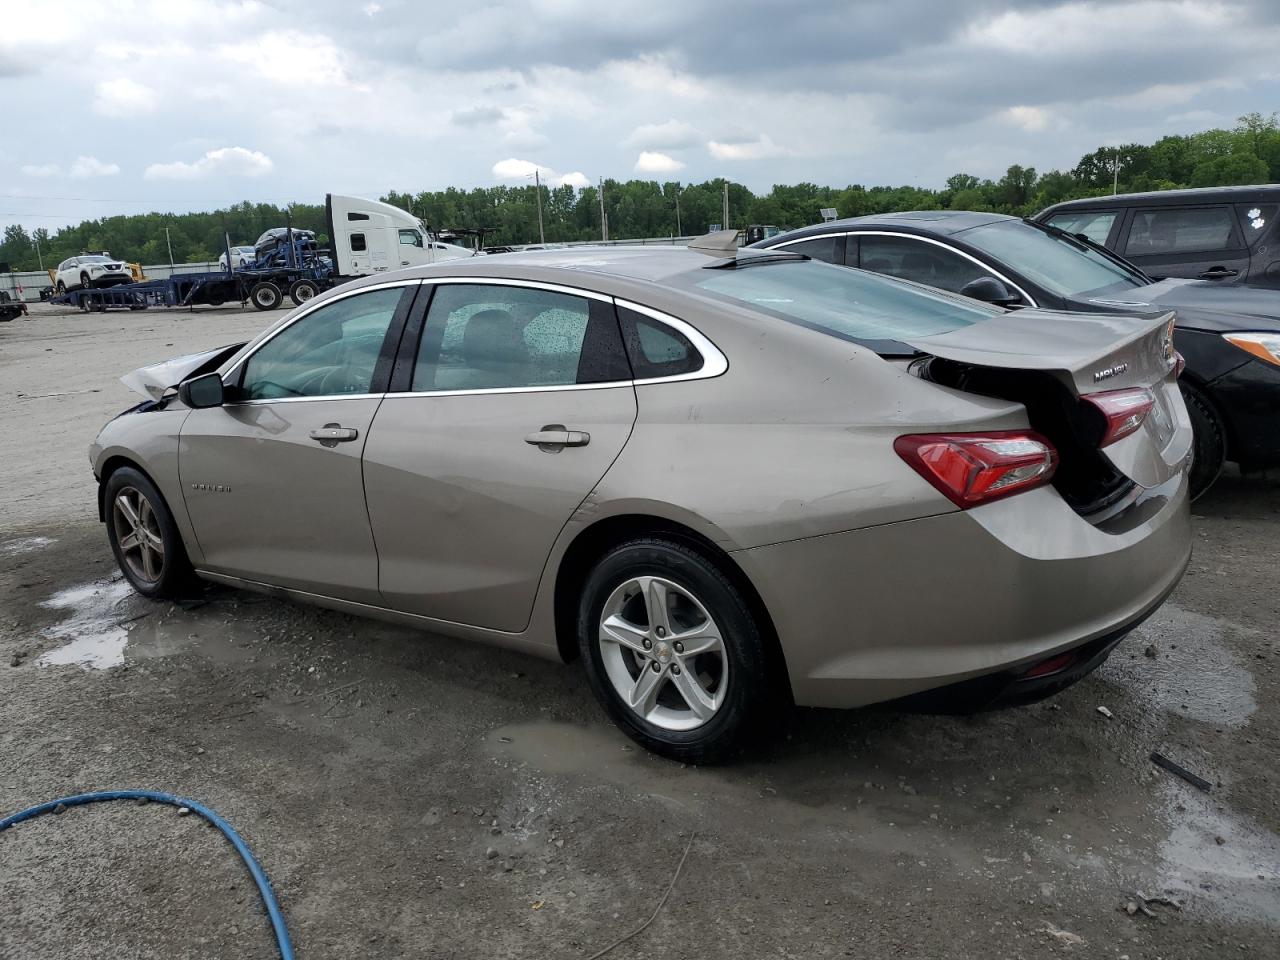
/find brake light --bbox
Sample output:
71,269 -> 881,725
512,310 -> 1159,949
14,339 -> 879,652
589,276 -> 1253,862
1173,350 -> 1186,379
894,431 -> 1057,508
1085,387 -> 1155,447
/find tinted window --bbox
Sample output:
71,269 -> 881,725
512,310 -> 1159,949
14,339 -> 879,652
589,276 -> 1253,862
617,307 -> 703,379
962,220 -> 1144,298
1124,207 -> 1236,255
1045,210 -> 1117,245
239,287 -> 404,400
777,235 -> 842,264
689,260 -> 999,345
858,236 -> 995,294
399,229 -> 423,247
350,233 -> 367,252
412,284 -> 628,391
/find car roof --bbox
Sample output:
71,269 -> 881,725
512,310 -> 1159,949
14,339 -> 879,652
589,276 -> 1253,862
764,210 -> 1017,243
1039,184 -> 1280,215
403,244 -> 709,285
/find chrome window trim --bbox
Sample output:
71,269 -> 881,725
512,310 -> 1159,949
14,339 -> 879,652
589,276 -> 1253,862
613,298 -> 729,384
776,230 -> 1039,308
222,278 -> 423,384
421,275 -> 615,303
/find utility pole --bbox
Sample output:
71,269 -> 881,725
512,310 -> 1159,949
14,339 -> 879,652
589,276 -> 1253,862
534,169 -> 546,244
673,184 -> 682,237
34,236 -> 43,271
598,177 -> 608,242
165,227 -> 175,268
1112,148 -> 1120,196
722,180 -> 730,232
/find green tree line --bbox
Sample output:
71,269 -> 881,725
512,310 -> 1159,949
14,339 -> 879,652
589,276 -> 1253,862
3,113 -> 1277,273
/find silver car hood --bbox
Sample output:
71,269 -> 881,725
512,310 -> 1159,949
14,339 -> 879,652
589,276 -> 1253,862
120,343 -> 244,401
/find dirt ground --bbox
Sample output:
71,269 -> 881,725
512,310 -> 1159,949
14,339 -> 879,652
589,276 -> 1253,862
2,302 -> 1277,959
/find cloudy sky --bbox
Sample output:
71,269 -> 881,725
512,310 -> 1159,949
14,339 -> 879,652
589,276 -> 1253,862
2,0 -> 1278,234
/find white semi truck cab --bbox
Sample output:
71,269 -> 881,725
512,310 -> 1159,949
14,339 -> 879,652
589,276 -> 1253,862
325,194 -> 477,277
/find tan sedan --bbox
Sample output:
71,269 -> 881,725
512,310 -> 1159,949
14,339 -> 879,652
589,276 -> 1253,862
92,246 -> 1192,761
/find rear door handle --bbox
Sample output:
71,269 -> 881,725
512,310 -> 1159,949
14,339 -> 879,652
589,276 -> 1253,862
525,426 -> 590,448
309,423 -> 359,446
1198,266 -> 1239,279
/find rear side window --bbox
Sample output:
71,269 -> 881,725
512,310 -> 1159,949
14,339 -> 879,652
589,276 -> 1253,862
1237,203 -> 1276,244
776,235 -> 842,264
617,307 -> 703,379
1045,210 -> 1117,245
857,235 -> 995,294
1124,207 -> 1237,255
411,283 -> 629,391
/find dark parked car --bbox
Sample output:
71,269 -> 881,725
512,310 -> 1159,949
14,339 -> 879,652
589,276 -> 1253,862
754,211 -> 1280,496
1035,185 -> 1280,287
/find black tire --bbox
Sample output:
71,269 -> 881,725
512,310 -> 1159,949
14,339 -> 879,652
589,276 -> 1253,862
55,281 -> 66,295
1182,384 -> 1225,499
576,538 -> 771,764
79,272 -> 91,289
249,281 -> 282,311
289,278 -> 319,306
103,466 -> 194,599
80,296 -> 93,313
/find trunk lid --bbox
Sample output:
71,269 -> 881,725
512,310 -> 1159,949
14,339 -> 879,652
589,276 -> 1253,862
120,343 -> 244,401
905,307 -> 1189,498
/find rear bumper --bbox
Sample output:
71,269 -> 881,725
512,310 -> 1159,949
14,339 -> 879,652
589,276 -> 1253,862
736,472 -> 1191,709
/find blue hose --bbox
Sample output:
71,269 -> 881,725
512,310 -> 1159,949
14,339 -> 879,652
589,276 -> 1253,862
1,789 -> 294,960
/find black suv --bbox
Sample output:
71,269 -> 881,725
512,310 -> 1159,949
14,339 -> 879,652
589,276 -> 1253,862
1036,185 -> 1280,287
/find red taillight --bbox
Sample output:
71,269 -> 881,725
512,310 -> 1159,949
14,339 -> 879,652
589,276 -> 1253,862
1173,351 -> 1186,379
1084,387 -> 1155,447
894,431 -> 1058,508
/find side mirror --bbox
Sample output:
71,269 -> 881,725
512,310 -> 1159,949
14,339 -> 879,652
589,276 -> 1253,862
959,276 -> 1021,307
178,372 -> 225,409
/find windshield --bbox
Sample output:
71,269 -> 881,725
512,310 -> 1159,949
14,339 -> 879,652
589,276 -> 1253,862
688,258 -> 1000,347
80,255 -> 113,264
960,220 -> 1144,299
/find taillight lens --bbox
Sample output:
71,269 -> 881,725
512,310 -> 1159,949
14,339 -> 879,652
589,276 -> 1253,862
894,431 -> 1058,508
1084,387 -> 1155,447
1173,350 -> 1186,379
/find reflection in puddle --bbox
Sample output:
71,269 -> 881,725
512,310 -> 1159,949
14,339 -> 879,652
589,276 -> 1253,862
37,578 -> 136,669
1104,604 -> 1257,726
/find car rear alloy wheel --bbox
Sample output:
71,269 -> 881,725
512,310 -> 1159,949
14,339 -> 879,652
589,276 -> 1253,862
598,575 -> 728,731
578,538 -> 771,763
104,466 -> 193,599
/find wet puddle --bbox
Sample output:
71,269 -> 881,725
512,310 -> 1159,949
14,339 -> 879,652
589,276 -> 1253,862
1103,603 -> 1258,726
36,578 -> 138,669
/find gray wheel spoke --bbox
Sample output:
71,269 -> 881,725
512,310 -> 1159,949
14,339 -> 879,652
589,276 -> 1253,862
670,666 -> 717,720
141,543 -> 157,579
118,531 -> 141,551
601,614 -> 651,654
640,577 -> 673,635
671,620 -> 722,657
116,494 -> 140,530
629,665 -> 665,715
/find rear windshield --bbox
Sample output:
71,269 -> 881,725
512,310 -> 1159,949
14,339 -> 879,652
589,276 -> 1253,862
687,258 -> 999,348
961,220 -> 1145,298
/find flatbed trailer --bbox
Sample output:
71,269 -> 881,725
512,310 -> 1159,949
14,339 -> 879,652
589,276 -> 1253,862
48,265 -> 333,313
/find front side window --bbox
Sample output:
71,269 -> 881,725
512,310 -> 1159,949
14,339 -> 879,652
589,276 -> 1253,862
689,259 -> 1000,346
350,233 -> 367,252
399,229 -> 423,247
858,235 -> 996,294
1124,207 -> 1237,255
1045,210 -> 1117,245
238,287 -> 405,400
411,284 -> 629,391
962,219 -> 1144,298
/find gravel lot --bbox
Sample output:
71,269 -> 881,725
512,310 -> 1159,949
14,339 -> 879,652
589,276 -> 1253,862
2,302 -> 1277,958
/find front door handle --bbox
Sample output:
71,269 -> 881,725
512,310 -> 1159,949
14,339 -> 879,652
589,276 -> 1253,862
525,425 -> 591,449
1198,266 -> 1239,280
309,423 -> 359,447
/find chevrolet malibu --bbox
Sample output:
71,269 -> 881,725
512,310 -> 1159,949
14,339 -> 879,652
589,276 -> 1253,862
91,247 -> 1192,761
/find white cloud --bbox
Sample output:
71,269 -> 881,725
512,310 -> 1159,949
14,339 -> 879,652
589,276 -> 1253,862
217,31 -> 349,87
1002,105 -> 1050,132
634,150 -> 684,174
21,163 -> 60,177
93,78 -> 157,117
144,146 -> 274,180
624,119 -> 701,149
491,158 -> 589,189
362,2 -> 382,14
69,156 -> 121,178
556,171 -> 590,189
707,134 -> 785,161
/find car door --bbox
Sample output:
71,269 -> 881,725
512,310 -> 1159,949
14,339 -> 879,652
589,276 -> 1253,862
1120,205 -> 1250,281
179,282 -> 417,602
361,279 -> 637,632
